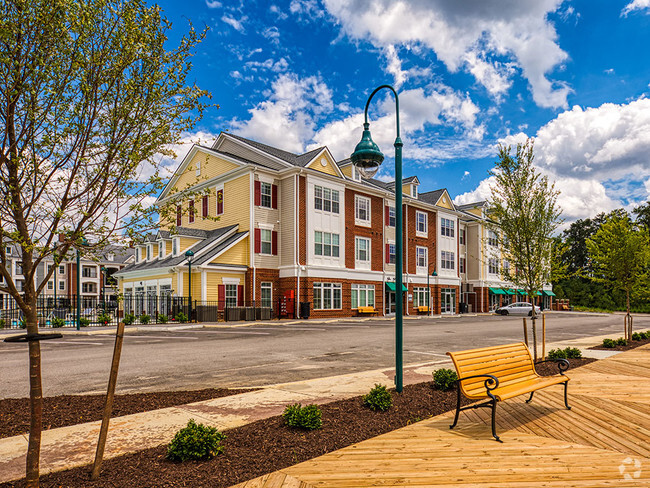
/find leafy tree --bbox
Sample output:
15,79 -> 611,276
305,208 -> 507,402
0,0 -> 209,484
633,201 -> 650,234
487,139 -> 562,360
586,215 -> 650,340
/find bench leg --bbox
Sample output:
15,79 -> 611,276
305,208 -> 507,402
449,383 -> 462,429
564,381 -> 571,410
491,399 -> 502,442
525,391 -> 535,403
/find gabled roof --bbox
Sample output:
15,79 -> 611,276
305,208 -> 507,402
387,176 -> 420,187
224,133 -> 326,168
418,189 -> 446,205
193,231 -> 248,265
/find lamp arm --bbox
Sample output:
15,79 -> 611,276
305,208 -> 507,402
363,84 -> 400,138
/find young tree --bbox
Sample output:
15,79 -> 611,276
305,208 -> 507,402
487,139 -> 562,360
586,215 -> 650,340
0,1 -> 209,485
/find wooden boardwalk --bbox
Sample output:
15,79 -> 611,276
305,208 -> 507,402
233,345 -> 650,487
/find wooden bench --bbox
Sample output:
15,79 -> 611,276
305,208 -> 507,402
446,342 -> 570,442
416,306 -> 429,313
357,306 -> 378,316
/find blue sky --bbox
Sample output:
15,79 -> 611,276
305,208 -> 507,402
155,0 -> 650,224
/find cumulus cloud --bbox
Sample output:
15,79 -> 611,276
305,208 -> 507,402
323,0 -> 571,107
622,0 -> 650,16
222,14 -> 247,32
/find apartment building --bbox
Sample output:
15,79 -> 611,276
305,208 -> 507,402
0,244 -> 134,311
115,132 -> 554,318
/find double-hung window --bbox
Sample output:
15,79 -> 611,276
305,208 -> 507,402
459,229 -> 466,245
388,206 -> 396,227
225,284 -> 238,308
260,182 -> 272,208
488,230 -> 498,247
441,251 -> 455,270
313,282 -> 342,310
413,287 -> 429,308
416,211 -> 427,236
314,186 -> 339,213
416,246 -> 428,270
260,229 -> 272,255
441,218 -> 454,237
489,258 -> 499,274
387,243 -> 396,264
351,284 -> 375,309
355,195 -> 371,226
314,231 -> 340,257
460,257 -> 466,273
355,237 -> 370,268
260,282 -> 272,308
503,260 -> 510,276
202,196 -> 209,218
159,242 -> 164,258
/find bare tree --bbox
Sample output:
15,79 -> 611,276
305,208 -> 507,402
487,139 -> 562,360
0,0 -> 210,484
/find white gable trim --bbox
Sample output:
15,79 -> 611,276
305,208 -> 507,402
215,133 -> 294,169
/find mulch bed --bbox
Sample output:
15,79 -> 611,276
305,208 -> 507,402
589,336 -> 650,351
1,358 -> 595,488
0,388 -> 257,440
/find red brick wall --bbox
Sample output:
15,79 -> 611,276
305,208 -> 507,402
405,206 -> 437,275
254,268 -> 280,305
300,277 -> 385,319
345,189 -> 384,271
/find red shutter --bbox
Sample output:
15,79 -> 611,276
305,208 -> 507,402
385,244 -> 390,263
254,228 -> 261,253
237,285 -> 244,306
202,196 -> 208,218
176,206 -> 182,226
254,180 -> 261,206
218,284 -> 225,310
217,189 -> 223,214
385,206 -> 389,226
189,200 -> 195,223
272,231 -> 278,255
272,184 -> 278,209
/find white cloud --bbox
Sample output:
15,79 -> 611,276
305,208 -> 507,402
622,0 -> 650,16
245,57 -> 289,73
205,0 -> 221,8
269,5 -> 289,20
462,170 -> 470,181
221,14 -> 247,32
290,0 -> 326,19
323,0 -> 571,108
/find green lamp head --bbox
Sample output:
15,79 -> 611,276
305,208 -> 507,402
350,122 -> 384,179
184,249 -> 194,260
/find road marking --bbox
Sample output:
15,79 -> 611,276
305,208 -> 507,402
44,341 -> 105,346
127,335 -> 200,340
407,350 -> 448,357
210,330 -> 271,335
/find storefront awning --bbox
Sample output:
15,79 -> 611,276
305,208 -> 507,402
543,290 -> 556,297
489,287 -> 506,295
385,282 -> 408,292
517,289 -> 527,295
503,289 -> 516,295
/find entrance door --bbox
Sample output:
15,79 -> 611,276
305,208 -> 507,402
385,291 -> 396,315
441,288 -> 456,314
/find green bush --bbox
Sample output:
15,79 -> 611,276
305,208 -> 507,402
139,314 -> 151,325
158,314 -> 168,324
632,332 -> 642,341
51,317 -> 66,328
282,403 -> 322,430
602,338 -> 616,348
166,419 -> 226,462
433,368 -> 458,391
175,311 -> 188,323
548,347 -> 582,359
0,319 -> 5,329
122,313 -> 135,326
615,337 -> 628,346
632,331 -> 649,340
19,319 -> 26,329
79,317 -> 90,327
96,313 -> 111,326
362,384 -> 392,412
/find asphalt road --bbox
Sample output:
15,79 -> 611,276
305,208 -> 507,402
1,312 -> 645,398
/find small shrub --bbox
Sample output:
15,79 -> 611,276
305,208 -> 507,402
632,332 -> 642,341
79,317 -> 90,327
139,314 -> 151,325
615,337 -> 628,346
564,347 -> 582,359
122,313 -> 135,326
0,319 -> 5,329
282,403 -> 322,430
175,311 -> 188,323
158,314 -> 168,324
166,419 -> 226,462
433,368 -> 458,391
547,348 -> 566,359
641,331 -> 650,339
602,338 -> 616,348
363,384 -> 392,412
96,313 -> 112,326
51,317 -> 66,328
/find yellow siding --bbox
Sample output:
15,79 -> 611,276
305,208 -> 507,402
466,207 -> 483,217
402,184 -> 412,196
179,271 -> 201,299
217,174 -> 251,232
204,272 -> 247,300
340,164 -> 353,178
306,152 -> 340,177
211,237 -> 249,266
436,193 -> 454,210
179,237 -> 201,253
172,150 -> 240,194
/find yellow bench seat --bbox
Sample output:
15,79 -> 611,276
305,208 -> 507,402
357,306 -> 377,315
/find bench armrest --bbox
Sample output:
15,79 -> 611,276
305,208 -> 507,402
536,358 -> 570,375
458,374 -> 500,392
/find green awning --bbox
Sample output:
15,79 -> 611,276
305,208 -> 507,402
503,289 -> 516,295
385,282 -> 407,292
489,287 -> 506,295
517,289 -> 527,295
543,290 -> 556,297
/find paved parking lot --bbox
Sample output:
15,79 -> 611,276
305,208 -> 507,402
1,312 -> 646,398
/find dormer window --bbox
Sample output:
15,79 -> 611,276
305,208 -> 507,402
135,248 -> 140,262
352,166 -> 361,182
172,238 -> 178,257
159,242 -> 164,258
412,186 -> 418,198
107,253 -> 114,262
146,245 -> 152,261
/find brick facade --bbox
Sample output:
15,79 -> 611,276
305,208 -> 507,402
344,189 -> 384,271
300,277 -> 385,319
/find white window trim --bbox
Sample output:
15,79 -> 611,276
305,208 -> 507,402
260,181 -> 273,209
312,282 -> 342,310
355,195 -> 371,227
351,284 -> 375,309
195,159 -> 201,176
355,236 -> 371,269
222,277 -> 240,285
416,246 -> 428,274
260,282 -> 273,308
415,211 -> 428,237
258,222 -> 275,230
260,229 -> 273,255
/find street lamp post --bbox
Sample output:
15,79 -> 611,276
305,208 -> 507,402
101,266 -> 106,316
185,250 -> 194,322
350,84 -> 404,392
76,238 -> 87,330
52,243 -> 57,308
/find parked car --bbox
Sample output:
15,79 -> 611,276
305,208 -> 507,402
495,302 -> 541,316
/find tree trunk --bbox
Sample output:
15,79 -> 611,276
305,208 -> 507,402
626,290 -> 632,341
25,306 -> 42,487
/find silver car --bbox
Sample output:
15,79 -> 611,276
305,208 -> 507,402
495,301 -> 542,316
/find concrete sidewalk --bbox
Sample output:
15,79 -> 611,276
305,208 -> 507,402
0,331 -> 622,483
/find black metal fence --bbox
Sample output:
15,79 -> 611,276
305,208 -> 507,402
0,295 -> 282,329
